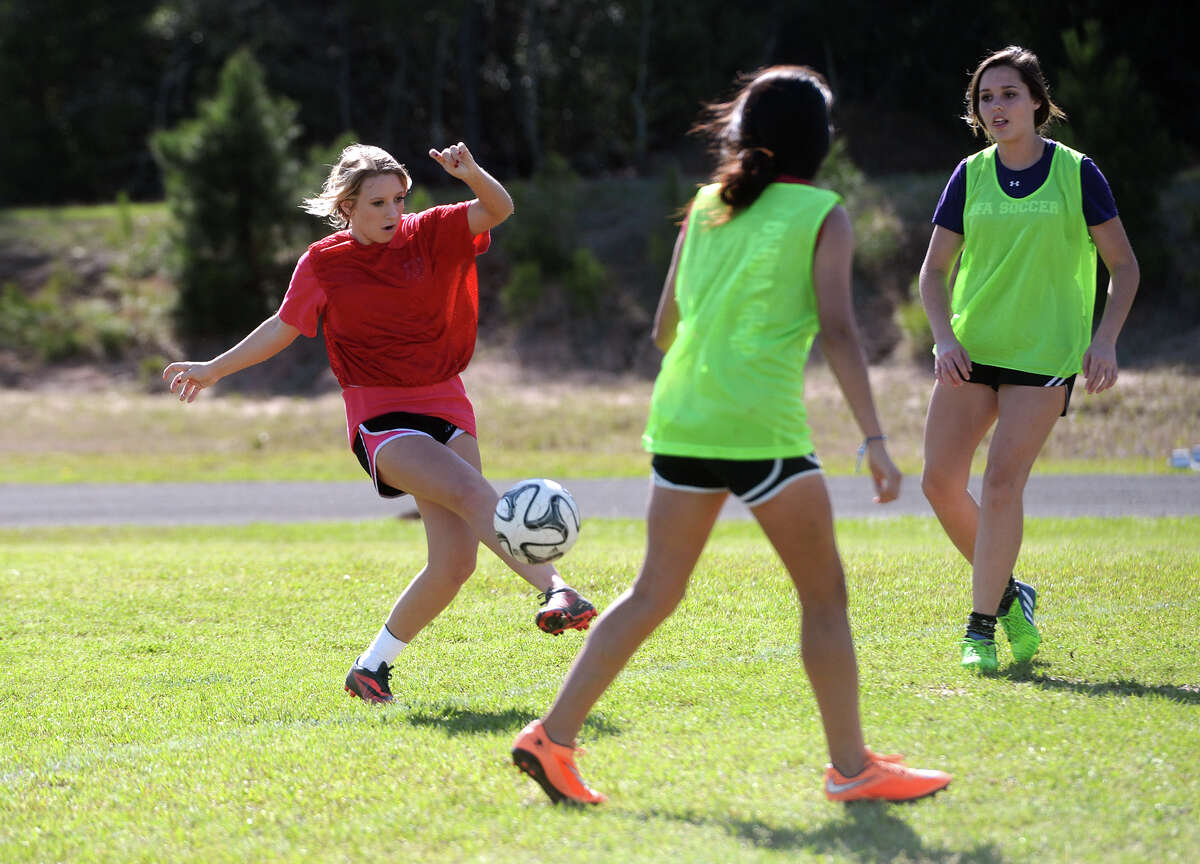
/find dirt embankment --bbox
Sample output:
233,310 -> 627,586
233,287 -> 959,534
3,203 -> 1198,394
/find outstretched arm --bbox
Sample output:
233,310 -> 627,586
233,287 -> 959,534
1082,215 -> 1139,394
813,205 -> 901,503
429,142 -> 514,235
162,313 -> 300,402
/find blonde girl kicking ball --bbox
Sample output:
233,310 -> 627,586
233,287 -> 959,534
511,66 -> 951,805
163,142 -> 597,704
918,46 -> 1138,672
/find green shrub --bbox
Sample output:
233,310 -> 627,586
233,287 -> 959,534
503,153 -> 579,274
405,186 -> 435,215
0,282 -> 39,354
563,247 -> 606,313
73,297 -> 135,359
895,279 -> 935,362
498,153 -> 610,320
818,140 -> 904,276
151,49 -> 302,340
500,260 -> 545,319
1158,168 -> 1200,320
137,354 -> 169,389
111,191 -> 135,245
1055,20 -> 1179,296
817,138 -> 867,200
0,271 -> 80,361
644,160 -> 691,293
0,273 -> 135,363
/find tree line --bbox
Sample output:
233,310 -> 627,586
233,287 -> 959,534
2,1 -> 1191,204
2,1 -> 1195,351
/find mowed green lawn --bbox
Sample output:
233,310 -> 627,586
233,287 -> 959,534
1,516 -> 1197,863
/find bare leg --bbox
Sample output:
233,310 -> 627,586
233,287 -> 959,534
751,473 -> 866,777
541,486 -> 726,745
921,380 -> 998,562
971,386 -> 1064,615
374,433 -> 566,594
383,495 -> 478,642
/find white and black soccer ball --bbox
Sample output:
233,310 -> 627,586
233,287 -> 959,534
493,478 -> 581,564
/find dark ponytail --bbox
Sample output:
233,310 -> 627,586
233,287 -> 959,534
718,147 -> 777,210
691,65 -> 833,222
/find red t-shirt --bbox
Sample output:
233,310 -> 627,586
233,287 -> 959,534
279,201 -> 490,443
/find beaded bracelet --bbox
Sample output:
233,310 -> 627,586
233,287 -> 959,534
854,435 -> 887,472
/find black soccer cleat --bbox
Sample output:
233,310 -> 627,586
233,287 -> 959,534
344,660 -> 395,704
535,587 -> 598,635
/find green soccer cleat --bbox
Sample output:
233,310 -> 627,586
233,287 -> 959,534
999,580 -> 1040,662
960,637 -> 998,673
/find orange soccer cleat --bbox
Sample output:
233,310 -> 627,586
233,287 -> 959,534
512,719 -> 607,805
824,750 -> 951,803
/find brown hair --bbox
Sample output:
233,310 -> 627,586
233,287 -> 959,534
964,46 -> 1066,138
302,144 -> 412,229
691,65 -> 834,219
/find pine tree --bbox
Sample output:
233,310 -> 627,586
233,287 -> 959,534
1054,20 -> 1177,291
151,49 -> 301,339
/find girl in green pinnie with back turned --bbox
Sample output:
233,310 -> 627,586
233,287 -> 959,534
511,65 -> 952,806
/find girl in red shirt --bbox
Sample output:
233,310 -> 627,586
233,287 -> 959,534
163,142 -> 596,704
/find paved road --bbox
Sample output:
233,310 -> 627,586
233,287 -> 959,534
2,475 -> 1197,526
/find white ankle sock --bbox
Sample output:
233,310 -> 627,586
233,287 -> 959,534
358,624 -> 407,671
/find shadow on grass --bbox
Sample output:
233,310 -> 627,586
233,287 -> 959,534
646,802 -> 1002,862
1003,665 -> 1200,704
396,701 -> 622,737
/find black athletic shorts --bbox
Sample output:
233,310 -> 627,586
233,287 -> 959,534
965,362 -> 1076,416
352,411 -> 464,498
651,453 -> 822,507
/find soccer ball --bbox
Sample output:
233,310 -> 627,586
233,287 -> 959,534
494,478 -> 581,564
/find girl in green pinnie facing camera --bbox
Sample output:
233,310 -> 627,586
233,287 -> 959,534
918,47 -> 1138,673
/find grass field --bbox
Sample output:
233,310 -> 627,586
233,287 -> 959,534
2,516 -> 1197,863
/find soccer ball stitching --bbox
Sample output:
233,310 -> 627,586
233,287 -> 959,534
494,479 -> 581,564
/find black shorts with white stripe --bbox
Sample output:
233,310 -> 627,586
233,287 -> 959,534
964,362 -> 1076,416
353,411 -> 464,498
650,453 -> 822,507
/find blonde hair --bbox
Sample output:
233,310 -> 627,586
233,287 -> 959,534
302,144 -> 412,229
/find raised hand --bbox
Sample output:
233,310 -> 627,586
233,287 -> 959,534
428,142 -> 479,181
